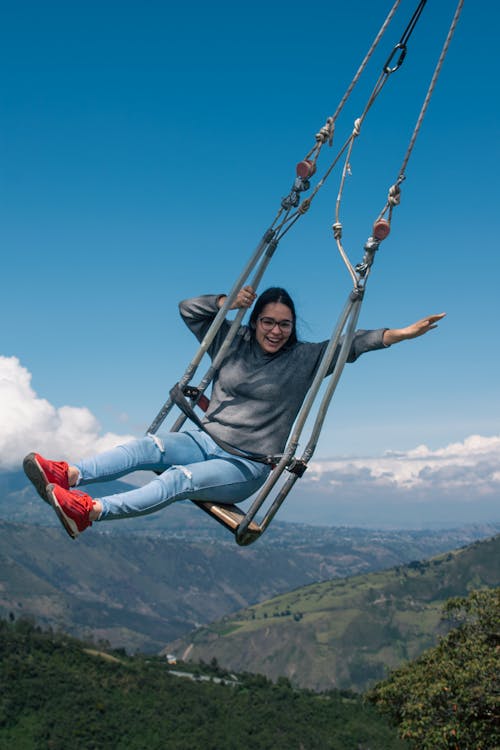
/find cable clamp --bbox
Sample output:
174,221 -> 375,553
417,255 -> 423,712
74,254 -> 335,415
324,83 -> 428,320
287,459 -> 308,477
182,386 -> 209,412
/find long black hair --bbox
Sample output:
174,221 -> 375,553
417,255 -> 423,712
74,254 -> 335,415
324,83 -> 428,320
249,287 -> 298,347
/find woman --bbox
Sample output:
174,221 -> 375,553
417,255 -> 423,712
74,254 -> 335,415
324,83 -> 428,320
23,286 -> 445,539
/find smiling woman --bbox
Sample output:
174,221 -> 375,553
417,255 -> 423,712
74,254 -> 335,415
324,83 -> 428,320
246,288 -> 297,355
23,284 -> 444,544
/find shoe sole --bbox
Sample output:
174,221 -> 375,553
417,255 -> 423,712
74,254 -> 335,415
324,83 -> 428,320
46,484 -> 79,540
23,453 -> 50,504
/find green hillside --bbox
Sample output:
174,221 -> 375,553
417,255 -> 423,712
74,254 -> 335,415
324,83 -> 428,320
2,518 -> 495,655
166,535 -> 500,693
0,617 -> 406,750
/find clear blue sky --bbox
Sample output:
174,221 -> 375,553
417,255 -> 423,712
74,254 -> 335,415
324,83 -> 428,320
1,0 -> 498,472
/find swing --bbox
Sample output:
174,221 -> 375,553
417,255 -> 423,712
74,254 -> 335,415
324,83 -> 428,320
147,0 -> 464,546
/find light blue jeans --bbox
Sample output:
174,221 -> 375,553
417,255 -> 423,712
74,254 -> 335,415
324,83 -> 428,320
75,430 -> 270,521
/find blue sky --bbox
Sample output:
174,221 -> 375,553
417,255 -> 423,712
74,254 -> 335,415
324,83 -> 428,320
1,1 -> 499,526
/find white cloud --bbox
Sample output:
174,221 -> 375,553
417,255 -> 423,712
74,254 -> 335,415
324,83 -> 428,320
306,434 -> 500,495
0,356 -> 135,470
281,436 -> 500,527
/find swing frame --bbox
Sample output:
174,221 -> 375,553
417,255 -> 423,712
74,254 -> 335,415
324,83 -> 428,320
146,0 -> 463,545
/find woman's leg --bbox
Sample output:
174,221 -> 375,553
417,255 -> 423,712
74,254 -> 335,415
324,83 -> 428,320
75,432 -> 205,485
41,430 -> 270,536
97,439 -> 270,521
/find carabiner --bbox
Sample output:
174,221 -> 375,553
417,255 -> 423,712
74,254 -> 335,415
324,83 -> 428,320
383,42 -> 407,74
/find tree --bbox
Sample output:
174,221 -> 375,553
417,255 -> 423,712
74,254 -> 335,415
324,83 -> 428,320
367,587 -> 500,749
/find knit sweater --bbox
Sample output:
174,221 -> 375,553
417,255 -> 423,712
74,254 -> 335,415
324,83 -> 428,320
179,295 -> 388,456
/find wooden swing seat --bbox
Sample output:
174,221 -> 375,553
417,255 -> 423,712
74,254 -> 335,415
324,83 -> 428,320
192,500 -> 262,545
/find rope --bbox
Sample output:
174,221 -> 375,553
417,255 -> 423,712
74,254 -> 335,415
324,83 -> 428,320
307,0 -> 402,161
398,0 -> 464,179
377,0 -> 465,224
333,0 -> 464,278
331,1 -> 431,231
274,0 -> 430,252
330,61 -> 404,283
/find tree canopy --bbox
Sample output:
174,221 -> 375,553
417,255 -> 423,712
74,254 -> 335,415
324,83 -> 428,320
0,616 -> 405,750
367,587 -> 499,749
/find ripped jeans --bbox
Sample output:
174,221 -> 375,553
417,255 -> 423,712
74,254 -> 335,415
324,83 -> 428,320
75,430 -> 270,521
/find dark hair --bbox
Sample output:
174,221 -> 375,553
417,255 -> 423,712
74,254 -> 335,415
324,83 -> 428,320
249,287 -> 298,347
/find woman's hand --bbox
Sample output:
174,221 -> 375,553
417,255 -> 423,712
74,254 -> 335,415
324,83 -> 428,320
217,286 -> 257,310
383,312 -> 446,346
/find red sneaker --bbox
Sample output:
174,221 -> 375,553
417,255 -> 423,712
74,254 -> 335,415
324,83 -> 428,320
23,452 -> 70,503
46,483 -> 94,539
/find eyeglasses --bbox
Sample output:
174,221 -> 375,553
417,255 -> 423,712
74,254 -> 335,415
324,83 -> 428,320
258,316 -> 293,332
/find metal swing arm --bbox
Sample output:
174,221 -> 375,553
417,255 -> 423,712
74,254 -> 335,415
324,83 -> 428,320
191,290 -> 364,546
235,283 -> 366,545
234,232 -> 380,545
147,229 -> 278,436
183,234 -> 378,546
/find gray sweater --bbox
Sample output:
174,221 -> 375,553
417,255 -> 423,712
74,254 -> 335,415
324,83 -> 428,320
179,295 -> 387,456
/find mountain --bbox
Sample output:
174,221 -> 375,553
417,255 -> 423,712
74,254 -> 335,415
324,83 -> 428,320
165,534 -> 500,693
2,468 -> 499,656
2,516 -> 498,655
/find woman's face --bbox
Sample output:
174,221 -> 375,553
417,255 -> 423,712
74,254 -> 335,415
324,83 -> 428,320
254,302 -> 294,354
